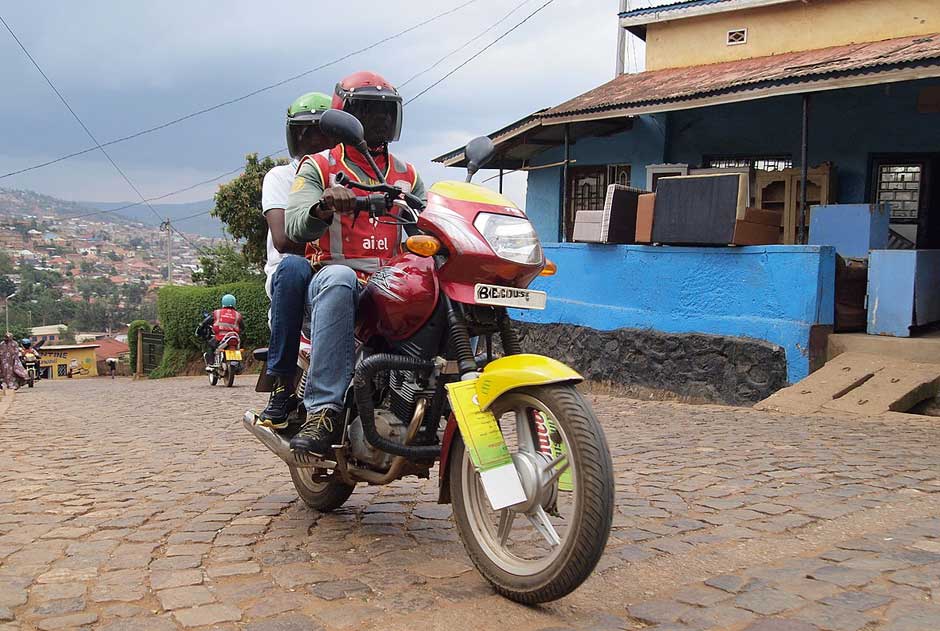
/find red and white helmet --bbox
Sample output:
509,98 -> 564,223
333,71 -> 403,144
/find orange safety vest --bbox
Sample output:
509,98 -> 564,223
300,144 -> 418,277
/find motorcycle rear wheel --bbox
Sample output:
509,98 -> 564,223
27,378 -> 33,388
289,466 -> 355,512
224,364 -> 235,388
450,384 -> 613,604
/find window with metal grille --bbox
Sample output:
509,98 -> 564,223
876,164 -> 922,222
704,155 -> 793,171
57,364 -> 67,377
727,28 -> 747,45
564,164 -> 631,240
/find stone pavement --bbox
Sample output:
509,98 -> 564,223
1,377 -> 939,631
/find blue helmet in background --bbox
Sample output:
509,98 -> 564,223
221,294 -> 236,308
21,339 -> 31,348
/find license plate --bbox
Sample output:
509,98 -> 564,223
474,284 -> 546,310
225,350 -> 242,361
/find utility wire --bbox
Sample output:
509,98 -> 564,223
0,0 -> 478,180
70,147 -> 286,221
399,0 -> 533,88
1,12 -> 210,257
405,0 -> 556,106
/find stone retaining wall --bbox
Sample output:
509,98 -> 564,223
513,321 -> 788,405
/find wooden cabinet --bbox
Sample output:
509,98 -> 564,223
756,165 -> 837,244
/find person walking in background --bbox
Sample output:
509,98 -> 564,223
0,333 -> 26,390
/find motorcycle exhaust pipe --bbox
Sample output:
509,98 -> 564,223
241,411 -> 337,469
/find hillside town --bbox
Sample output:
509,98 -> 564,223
0,187 -> 213,290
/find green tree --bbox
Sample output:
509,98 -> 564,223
212,152 -> 287,269
191,244 -> 262,286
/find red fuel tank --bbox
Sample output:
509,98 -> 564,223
356,253 -> 439,342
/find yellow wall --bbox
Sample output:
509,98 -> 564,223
645,0 -> 940,70
40,348 -> 99,379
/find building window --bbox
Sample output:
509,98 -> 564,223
726,28 -> 747,45
57,364 -> 68,377
876,164 -> 922,222
704,155 -> 793,171
565,165 -> 631,241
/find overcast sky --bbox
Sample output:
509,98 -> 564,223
0,1 -> 645,210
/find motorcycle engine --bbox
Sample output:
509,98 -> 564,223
347,370 -> 434,471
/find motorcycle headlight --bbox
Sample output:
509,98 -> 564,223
473,213 -> 544,265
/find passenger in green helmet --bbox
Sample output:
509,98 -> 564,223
257,92 -> 334,428
263,93 -> 335,301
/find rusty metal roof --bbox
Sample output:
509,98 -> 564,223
545,33 -> 940,120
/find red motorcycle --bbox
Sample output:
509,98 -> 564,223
246,110 -> 613,603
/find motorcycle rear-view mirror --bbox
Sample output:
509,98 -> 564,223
465,136 -> 496,183
320,109 -> 368,152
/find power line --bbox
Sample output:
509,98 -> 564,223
0,0 -> 478,180
404,0 -> 556,106
69,147 -> 286,221
1,12 -> 209,261
399,0 -> 533,89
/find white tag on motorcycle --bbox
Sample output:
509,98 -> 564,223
446,379 -> 526,510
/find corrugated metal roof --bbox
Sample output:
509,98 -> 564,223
546,33 -> 940,119
619,0 -> 729,19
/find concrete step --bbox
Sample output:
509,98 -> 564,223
755,352 -> 940,416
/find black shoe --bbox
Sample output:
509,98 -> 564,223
259,381 -> 296,430
290,408 -> 342,456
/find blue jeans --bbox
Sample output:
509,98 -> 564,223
267,257 -> 359,413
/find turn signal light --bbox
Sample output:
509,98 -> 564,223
539,259 -> 557,276
405,235 -> 441,257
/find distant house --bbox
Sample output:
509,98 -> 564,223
30,324 -> 67,344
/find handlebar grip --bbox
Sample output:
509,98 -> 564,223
355,197 -> 373,212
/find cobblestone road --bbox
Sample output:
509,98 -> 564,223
1,377 -> 940,631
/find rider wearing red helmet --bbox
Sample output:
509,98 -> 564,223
276,71 -> 426,455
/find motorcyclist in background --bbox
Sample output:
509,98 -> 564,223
196,294 -> 244,365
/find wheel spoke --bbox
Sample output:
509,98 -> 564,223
543,453 -> 570,488
497,509 -> 514,545
527,506 -> 561,548
516,406 -> 536,455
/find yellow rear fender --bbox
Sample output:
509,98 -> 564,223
475,353 -> 582,410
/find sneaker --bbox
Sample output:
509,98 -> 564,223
258,381 -> 296,430
290,408 -> 342,456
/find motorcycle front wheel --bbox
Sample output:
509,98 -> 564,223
208,371 -> 218,386
289,466 -> 355,512
450,384 -> 613,604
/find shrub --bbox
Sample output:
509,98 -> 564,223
157,281 -> 268,352
149,345 -> 196,379
127,320 -> 152,372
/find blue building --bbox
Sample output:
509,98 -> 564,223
436,0 -> 940,403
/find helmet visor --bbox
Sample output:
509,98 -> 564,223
286,116 -> 325,159
345,97 -> 402,145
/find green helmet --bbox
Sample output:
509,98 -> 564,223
221,294 -> 236,308
287,92 -> 331,159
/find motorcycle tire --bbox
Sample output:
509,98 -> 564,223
27,379 -> 33,388
449,384 -> 613,604
224,364 -> 235,388
289,466 -> 355,512
208,371 -> 218,386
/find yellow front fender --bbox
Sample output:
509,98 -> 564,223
475,353 -> 582,410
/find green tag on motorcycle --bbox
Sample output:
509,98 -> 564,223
446,379 -> 526,510
541,412 -> 574,492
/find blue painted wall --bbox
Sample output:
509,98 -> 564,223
523,79 -> 940,244
515,243 -> 836,383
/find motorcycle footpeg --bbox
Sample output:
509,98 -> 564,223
242,411 -> 337,469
